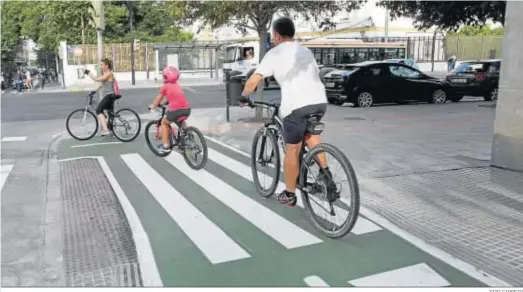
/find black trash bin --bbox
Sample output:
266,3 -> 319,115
225,70 -> 243,106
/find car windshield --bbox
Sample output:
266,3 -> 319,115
453,62 -> 486,73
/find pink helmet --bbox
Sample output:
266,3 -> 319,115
162,66 -> 180,84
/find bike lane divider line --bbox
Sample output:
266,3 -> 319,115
347,263 -> 450,287
2,136 -> 27,142
207,147 -> 382,236
164,153 -> 323,249
1,164 -> 15,191
96,156 -> 163,287
304,275 -> 330,287
121,153 -> 251,264
71,141 -> 123,148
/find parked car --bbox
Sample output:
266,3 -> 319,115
445,59 -> 500,102
383,58 -> 419,70
322,61 -> 454,107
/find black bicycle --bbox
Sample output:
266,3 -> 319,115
66,91 -> 141,142
243,99 -> 360,238
144,103 -> 208,170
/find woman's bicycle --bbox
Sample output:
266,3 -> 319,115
65,91 -> 141,142
243,98 -> 360,238
144,103 -> 208,170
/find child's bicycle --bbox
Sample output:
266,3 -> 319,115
144,103 -> 208,170
65,91 -> 141,142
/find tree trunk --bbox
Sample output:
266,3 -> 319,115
254,28 -> 268,120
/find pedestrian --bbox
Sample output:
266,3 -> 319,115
25,69 -> 33,91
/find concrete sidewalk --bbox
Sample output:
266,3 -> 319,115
174,103 -> 523,286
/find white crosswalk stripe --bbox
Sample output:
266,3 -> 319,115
121,153 -> 251,264
1,164 -> 15,191
207,148 -> 382,235
165,153 -> 323,249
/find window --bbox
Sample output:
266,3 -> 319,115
225,47 -> 237,63
488,62 -> 501,73
389,65 -> 420,78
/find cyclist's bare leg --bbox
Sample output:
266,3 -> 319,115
284,142 -> 302,193
161,118 -> 171,147
305,134 -> 327,168
98,113 -> 109,133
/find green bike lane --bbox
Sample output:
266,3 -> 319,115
57,135 -> 486,287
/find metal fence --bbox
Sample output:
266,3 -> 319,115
65,35 -> 504,72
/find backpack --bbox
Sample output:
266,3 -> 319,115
113,78 -> 121,96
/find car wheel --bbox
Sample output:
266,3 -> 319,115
484,88 -> 498,101
356,91 -> 374,108
430,89 -> 447,104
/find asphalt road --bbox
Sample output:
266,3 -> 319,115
1,85 -> 238,122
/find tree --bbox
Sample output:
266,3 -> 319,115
1,1 -> 26,62
378,1 -> 506,31
173,0 -> 363,119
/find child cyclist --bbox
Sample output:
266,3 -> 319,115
149,66 -> 191,154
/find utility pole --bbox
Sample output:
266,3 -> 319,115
81,15 -> 86,45
127,0 -> 135,86
89,0 -> 105,101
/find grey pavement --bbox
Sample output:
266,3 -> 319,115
187,100 -> 523,286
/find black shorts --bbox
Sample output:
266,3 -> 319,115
96,94 -> 116,114
166,108 -> 191,123
282,103 -> 327,144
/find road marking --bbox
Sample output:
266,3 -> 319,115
348,263 -> 450,287
207,148 -> 382,235
165,153 -> 323,249
1,164 -> 14,191
304,275 -> 330,287
204,142 -> 510,287
121,153 -> 250,264
52,132 -> 66,139
96,156 -> 163,287
2,136 -> 27,142
71,141 -> 123,148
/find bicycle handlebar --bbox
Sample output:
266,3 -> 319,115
239,98 -> 278,109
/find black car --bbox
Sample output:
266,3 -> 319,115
322,61 -> 453,107
445,59 -> 500,102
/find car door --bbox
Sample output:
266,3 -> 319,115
386,64 -> 411,101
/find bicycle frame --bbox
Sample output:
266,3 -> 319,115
252,101 -> 315,189
152,104 -> 185,147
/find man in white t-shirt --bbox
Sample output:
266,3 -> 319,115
240,17 -> 334,206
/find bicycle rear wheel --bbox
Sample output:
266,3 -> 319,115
144,120 -> 172,157
66,109 -> 98,140
182,126 -> 208,170
112,108 -> 141,142
251,128 -> 280,197
300,143 -> 360,238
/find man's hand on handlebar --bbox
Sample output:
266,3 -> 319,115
239,97 -> 254,108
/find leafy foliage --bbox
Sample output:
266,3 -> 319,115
378,1 -> 506,31
0,0 -> 193,61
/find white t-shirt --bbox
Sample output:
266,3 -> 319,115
254,41 -> 327,118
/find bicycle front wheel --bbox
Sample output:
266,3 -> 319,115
251,128 -> 280,198
182,126 -> 208,170
66,109 -> 99,140
300,143 -> 360,238
144,120 -> 171,157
